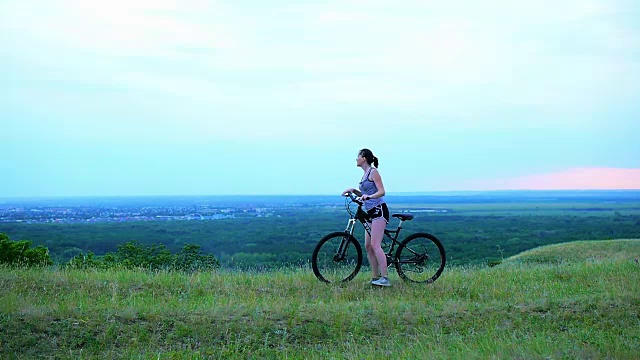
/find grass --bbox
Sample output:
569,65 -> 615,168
1,239 -> 639,359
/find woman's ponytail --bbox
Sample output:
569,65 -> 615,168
359,148 -> 379,168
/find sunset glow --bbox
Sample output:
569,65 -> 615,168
470,168 -> 640,191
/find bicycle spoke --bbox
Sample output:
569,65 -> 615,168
312,232 -> 362,283
395,233 -> 445,283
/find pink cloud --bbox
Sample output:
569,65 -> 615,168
470,168 -> 640,190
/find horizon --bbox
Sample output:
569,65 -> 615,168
1,188 -> 639,202
2,0 -> 639,197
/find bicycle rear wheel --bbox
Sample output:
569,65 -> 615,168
311,232 -> 362,283
394,233 -> 446,283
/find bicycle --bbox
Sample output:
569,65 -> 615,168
311,192 -> 446,284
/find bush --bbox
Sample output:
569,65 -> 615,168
66,251 -> 110,270
67,241 -> 219,272
172,243 -> 220,272
0,233 -> 53,267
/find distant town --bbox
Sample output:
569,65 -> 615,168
2,190 -> 636,224
1,205 -> 253,224
0,198 -> 315,224
0,195 -> 453,224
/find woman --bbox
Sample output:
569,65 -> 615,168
343,148 -> 391,287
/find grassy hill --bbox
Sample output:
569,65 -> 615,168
1,239 -> 639,359
504,238 -> 640,264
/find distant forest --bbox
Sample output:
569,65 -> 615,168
1,191 -> 639,268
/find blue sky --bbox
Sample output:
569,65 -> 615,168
1,0 -> 639,197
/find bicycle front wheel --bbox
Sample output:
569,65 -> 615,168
311,232 -> 362,283
394,233 -> 446,283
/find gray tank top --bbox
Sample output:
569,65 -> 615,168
359,168 -> 385,210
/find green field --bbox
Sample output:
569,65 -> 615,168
1,239 -> 639,359
392,200 -> 640,216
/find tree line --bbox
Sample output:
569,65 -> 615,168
0,233 -> 219,272
2,210 -> 639,269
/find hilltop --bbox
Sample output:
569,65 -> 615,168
1,239 -> 639,359
505,238 -> 640,264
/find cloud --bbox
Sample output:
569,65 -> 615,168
2,0 -> 639,196
3,0 -> 638,112
2,1 -> 238,58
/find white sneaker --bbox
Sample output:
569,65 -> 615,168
371,277 -> 391,287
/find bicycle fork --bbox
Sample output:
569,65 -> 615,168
345,216 -> 372,235
334,218 -> 362,261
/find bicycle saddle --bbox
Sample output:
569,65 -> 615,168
392,213 -> 414,221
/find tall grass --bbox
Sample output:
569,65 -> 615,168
1,240 -> 639,359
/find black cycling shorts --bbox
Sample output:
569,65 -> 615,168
366,203 -> 389,224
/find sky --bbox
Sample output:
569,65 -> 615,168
1,0 -> 639,197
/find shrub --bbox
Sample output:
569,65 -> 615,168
0,233 -> 53,267
172,243 -> 220,272
66,241 -> 219,272
66,251 -> 109,270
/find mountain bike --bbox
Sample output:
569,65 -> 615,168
311,192 -> 446,284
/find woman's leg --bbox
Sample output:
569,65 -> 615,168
369,218 -> 388,277
364,230 -> 379,278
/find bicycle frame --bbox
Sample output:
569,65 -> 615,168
342,194 -> 409,265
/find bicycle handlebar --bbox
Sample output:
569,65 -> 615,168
343,192 -> 364,206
